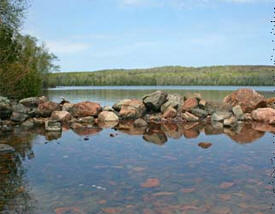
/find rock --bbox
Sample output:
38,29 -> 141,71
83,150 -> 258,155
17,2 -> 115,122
98,111 -> 119,122
205,101 -> 232,115
199,99 -> 207,108
243,113 -> 252,121
38,101 -> 60,117
223,116 -> 237,127
71,101 -> 101,117
112,99 -> 132,111
266,97 -> 275,109
190,108 -> 208,118
232,105 -> 243,120
46,132 -> 62,141
12,103 -> 30,114
143,130 -> 167,145
160,94 -> 184,113
140,178 -> 160,188
134,118 -> 148,127
119,99 -> 146,120
182,112 -> 199,122
33,118 -> 47,126
143,90 -> 168,112
182,97 -> 198,111
0,96 -> 10,104
98,121 -> 118,128
21,119 -> 34,129
76,116 -> 95,124
45,120 -> 62,132
10,112 -> 28,122
103,106 -> 114,112
19,96 -> 48,107
62,103 -> 74,112
162,107 -> 177,119
251,108 -> 275,124
198,142 -> 212,149
0,103 -> 12,119
219,182 -> 234,189
51,111 -> 72,123
223,88 -> 265,113
211,111 -> 232,122
0,144 -> 15,153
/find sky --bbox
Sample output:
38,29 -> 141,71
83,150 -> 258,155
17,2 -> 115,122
22,0 -> 274,72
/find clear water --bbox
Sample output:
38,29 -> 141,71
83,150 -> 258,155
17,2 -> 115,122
1,86 -> 275,214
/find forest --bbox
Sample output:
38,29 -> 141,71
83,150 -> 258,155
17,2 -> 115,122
0,0 -> 58,98
48,65 -> 275,87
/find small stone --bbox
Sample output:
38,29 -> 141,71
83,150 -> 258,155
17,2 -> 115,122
21,119 -> 34,129
223,116 -> 237,127
141,178 -> 160,188
211,111 -> 232,122
191,108 -> 208,118
198,142 -> 212,149
219,182 -> 234,189
45,120 -> 62,132
232,105 -> 244,120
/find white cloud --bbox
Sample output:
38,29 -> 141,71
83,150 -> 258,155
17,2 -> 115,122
46,41 -> 90,54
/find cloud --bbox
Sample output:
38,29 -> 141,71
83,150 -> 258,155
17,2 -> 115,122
46,41 -> 90,54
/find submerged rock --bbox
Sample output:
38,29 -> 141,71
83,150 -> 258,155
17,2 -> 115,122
143,90 -> 168,112
45,120 -> 62,132
141,178 -> 160,188
71,101 -> 101,118
198,142 -> 212,149
251,108 -> 275,124
224,88 -> 265,113
98,111 -> 119,122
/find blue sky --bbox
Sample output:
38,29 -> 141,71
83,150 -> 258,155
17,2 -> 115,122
23,0 -> 273,72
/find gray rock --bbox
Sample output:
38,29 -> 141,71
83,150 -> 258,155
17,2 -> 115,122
45,120 -> 62,132
10,112 -> 28,122
12,103 -> 30,114
134,118 -> 148,127
211,111 -> 232,122
19,96 -> 48,108
0,144 -> 15,153
143,91 -> 168,112
223,116 -> 237,127
190,108 -> 208,118
232,105 -> 244,120
22,119 -> 34,129
160,94 -> 184,113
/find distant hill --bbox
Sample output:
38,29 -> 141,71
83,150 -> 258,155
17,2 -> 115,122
48,65 -> 275,87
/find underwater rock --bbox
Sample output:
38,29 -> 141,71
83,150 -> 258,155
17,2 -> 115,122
198,142 -> 212,149
141,178 -> 160,188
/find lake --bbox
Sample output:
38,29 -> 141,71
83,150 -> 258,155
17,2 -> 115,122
1,86 -> 275,214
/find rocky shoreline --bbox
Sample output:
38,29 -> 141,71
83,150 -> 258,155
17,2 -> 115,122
0,88 -> 274,143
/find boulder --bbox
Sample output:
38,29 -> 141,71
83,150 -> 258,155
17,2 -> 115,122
182,112 -> 199,122
103,106 -> 114,112
232,105 -> 244,120
19,96 -> 48,108
182,98 -> 198,111
251,108 -> 275,124
45,120 -> 62,132
119,99 -> 146,120
51,111 -> 72,123
211,111 -> 232,122
134,118 -> 148,127
113,99 -> 132,111
162,107 -> 177,119
223,88 -> 265,113
38,101 -> 60,117
143,91 -> 168,112
12,103 -> 29,114
0,103 -> 12,119
10,112 -> 28,122
160,94 -> 184,113
0,144 -> 15,153
71,101 -> 101,117
62,103 -> 74,112
190,108 -> 208,118
98,111 -> 119,122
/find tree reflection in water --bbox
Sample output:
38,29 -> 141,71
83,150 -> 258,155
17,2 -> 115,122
0,131 -> 36,214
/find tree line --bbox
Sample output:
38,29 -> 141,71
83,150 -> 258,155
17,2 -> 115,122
0,0 -> 58,98
48,65 -> 275,87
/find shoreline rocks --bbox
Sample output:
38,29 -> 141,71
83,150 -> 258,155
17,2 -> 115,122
0,88 -> 274,138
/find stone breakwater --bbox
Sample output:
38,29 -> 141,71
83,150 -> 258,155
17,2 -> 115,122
0,88 -> 275,139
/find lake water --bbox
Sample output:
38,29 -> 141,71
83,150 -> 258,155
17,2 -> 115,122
1,86 -> 275,214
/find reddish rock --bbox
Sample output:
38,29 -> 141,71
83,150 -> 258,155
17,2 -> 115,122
162,107 -> 177,119
71,101 -> 101,117
223,88 -> 265,113
198,142 -> 212,149
251,108 -> 275,124
38,101 -> 60,117
182,98 -> 198,111
219,182 -> 234,189
119,99 -> 146,119
141,178 -> 160,188
51,111 -> 71,123
55,207 -> 83,214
